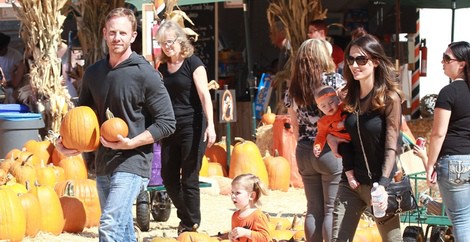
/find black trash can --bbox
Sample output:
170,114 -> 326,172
0,107 -> 44,158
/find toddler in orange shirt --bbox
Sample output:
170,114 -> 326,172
229,174 -> 271,242
314,86 -> 359,189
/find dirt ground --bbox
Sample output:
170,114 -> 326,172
22,185 -> 307,241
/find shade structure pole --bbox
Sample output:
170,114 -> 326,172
451,0 -> 456,42
243,0 -> 256,139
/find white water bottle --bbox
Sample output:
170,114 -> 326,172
371,182 -> 386,218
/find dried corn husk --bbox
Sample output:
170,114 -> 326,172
267,0 -> 327,113
13,0 -> 72,139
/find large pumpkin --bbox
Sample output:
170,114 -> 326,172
0,187 -> 26,242
228,137 -> 269,186
60,106 -> 100,152
35,185 -> 65,235
18,192 -> 42,237
60,196 -> 87,233
263,150 -> 291,192
55,179 -> 101,228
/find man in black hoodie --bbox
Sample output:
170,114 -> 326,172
57,8 -> 175,242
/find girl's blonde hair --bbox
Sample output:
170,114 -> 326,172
232,173 -> 268,205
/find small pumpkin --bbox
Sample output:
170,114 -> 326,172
199,155 -> 210,177
60,106 -> 100,152
204,136 -> 232,171
261,106 -> 276,125
0,158 -> 15,173
35,160 -> 57,187
23,140 -> 54,164
100,108 -> 129,142
177,231 -> 212,242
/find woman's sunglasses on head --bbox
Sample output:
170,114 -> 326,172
346,55 -> 369,66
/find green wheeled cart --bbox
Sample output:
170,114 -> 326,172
401,172 -> 453,242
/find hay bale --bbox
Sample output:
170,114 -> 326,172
256,124 -> 273,156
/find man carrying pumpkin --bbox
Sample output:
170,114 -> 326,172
56,7 -> 176,242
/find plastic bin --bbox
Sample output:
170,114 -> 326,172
0,112 -> 44,158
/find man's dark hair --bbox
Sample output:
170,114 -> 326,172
308,19 -> 328,32
0,32 -> 11,48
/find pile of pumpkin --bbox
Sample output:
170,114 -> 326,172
0,106 -> 124,241
200,136 -> 292,195
0,139 -> 99,241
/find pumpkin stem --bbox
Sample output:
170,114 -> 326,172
65,181 -> 75,196
266,106 -> 272,114
105,108 -> 115,120
274,149 -> 280,157
234,137 -> 246,144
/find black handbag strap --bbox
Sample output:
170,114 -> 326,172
356,110 -> 406,181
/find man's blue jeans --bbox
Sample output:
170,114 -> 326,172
436,155 -> 470,241
96,172 -> 149,242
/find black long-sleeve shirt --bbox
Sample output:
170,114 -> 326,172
343,91 -> 401,187
79,52 -> 176,178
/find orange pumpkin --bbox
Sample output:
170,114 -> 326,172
0,157 -> 15,173
199,155 -> 210,177
50,165 -> 66,184
51,147 -> 67,166
23,140 -> 54,164
177,231 -> 212,241
228,137 -> 269,186
100,108 -> 129,142
151,237 -> 178,242
0,174 -> 28,195
207,162 -> 227,177
35,185 -> 65,235
263,150 -> 291,192
18,192 -> 42,237
4,148 -> 22,160
261,106 -> 276,125
0,187 -> 26,241
60,106 -> 100,152
204,136 -> 232,171
55,179 -> 101,228
58,156 -> 88,180
9,159 -> 37,188
0,169 -> 6,185
35,161 -> 57,187
60,196 -> 87,233
271,229 -> 294,241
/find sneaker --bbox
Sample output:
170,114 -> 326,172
177,223 -> 199,235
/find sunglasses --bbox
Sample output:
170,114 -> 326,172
442,53 -> 458,64
346,55 -> 369,66
159,38 -> 179,47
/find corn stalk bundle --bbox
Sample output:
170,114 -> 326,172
267,0 -> 327,113
13,0 -> 71,138
69,0 -> 126,70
